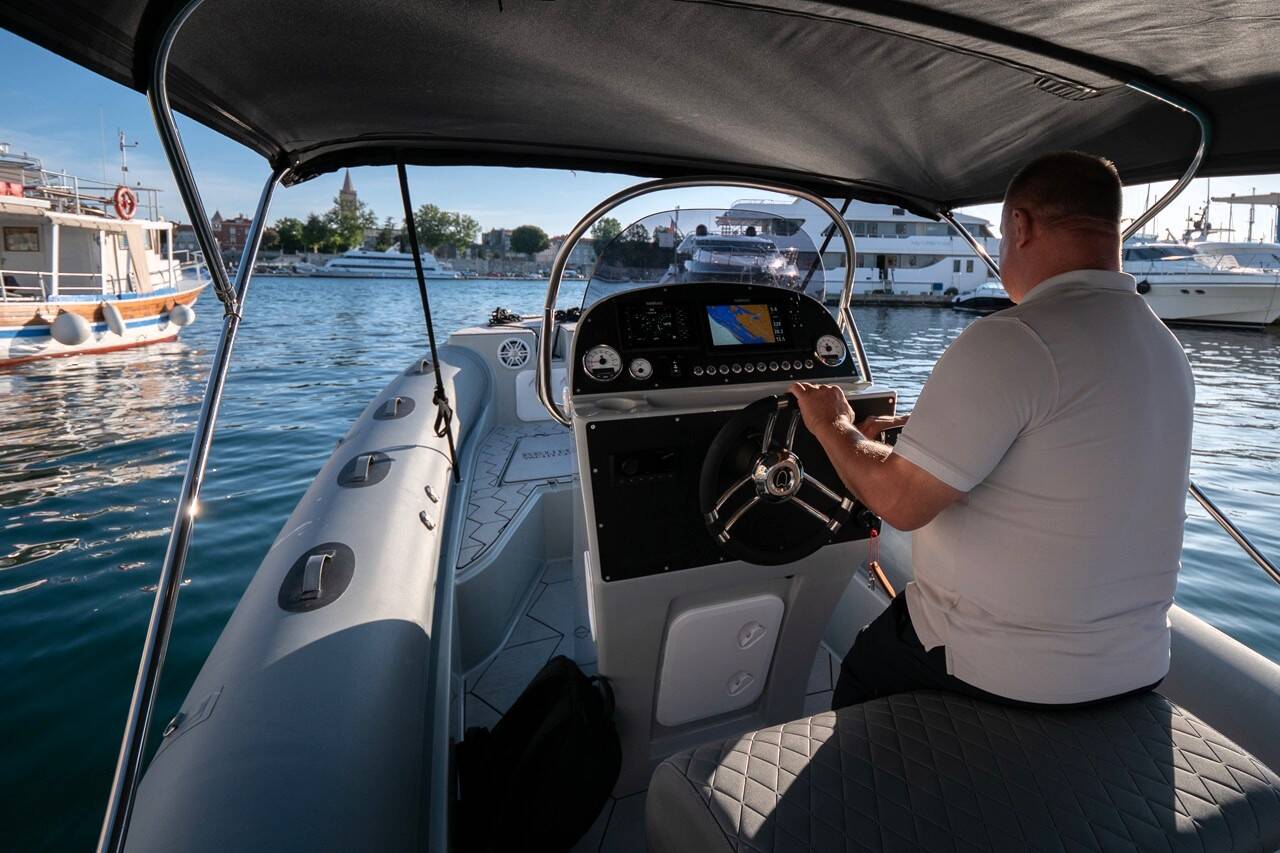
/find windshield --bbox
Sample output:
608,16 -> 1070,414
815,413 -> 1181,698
581,208 -> 826,309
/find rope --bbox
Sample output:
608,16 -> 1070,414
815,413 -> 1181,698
397,160 -> 461,483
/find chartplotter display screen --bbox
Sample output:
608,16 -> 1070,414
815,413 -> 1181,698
705,303 -> 786,346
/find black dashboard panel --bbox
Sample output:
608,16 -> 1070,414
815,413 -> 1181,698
586,399 -> 895,582
572,284 -> 856,394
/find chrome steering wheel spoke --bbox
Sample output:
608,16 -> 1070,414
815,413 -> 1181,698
717,496 -> 761,543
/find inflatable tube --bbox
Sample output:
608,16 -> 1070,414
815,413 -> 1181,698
125,345 -> 489,853
101,300 -> 127,336
169,303 -> 196,327
50,311 -> 92,345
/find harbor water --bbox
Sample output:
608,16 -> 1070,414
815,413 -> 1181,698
2,277 -> 1279,850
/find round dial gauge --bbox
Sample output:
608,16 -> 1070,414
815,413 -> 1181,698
628,357 -> 654,380
582,345 -> 623,382
814,334 -> 847,367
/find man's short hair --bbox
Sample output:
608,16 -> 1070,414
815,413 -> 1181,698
1005,151 -> 1122,226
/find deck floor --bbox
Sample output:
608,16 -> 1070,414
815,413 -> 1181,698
458,423 -> 573,570
464,558 -> 843,852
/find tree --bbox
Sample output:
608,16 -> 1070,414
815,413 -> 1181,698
590,216 -> 622,247
301,213 -> 331,252
412,204 -> 480,254
260,227 -> 280,251
273,217 -> 305,254
373,216 -> 397,251
510,224 -> 550,258
324,193 -> 378,252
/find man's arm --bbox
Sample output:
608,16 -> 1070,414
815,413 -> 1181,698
789,383 -> 964,531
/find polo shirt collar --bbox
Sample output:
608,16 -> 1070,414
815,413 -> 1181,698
1019,269 -> 1136,305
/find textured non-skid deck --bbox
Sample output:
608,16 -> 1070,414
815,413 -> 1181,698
458,424 -> 574,569
464,556 -> 842,853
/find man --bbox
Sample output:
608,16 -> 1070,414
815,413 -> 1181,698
791,151 -> 1194,709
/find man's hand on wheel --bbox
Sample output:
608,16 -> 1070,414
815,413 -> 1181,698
789,382 -> 856,439
790,382 -> 908,442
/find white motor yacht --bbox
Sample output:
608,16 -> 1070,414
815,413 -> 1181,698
1195,240 -> 1280,272
729,198 -> 1001,301
317,246 -> 462,279
1124,242 -> 1280,326
12,4 -> 1280,853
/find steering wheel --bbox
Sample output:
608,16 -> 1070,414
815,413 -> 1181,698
699,394 -> 857,565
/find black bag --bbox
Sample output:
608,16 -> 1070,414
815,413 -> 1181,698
457,656 -> 621,852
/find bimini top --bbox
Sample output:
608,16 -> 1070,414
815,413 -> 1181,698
3,0 -> 1279,212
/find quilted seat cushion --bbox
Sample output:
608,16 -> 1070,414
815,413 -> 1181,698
646,690 -> 1280,852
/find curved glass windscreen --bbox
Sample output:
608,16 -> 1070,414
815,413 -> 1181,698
581,208 -> 826,309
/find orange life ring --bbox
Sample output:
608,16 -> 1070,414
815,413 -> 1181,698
113,185 -> 138,220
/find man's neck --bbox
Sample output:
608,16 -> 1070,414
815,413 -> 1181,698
1011,254 -> 1120,302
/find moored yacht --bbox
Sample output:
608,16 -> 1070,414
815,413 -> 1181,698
728,198 -> 1001,301
317,246 -> 461,279
951,279 -> 1012,314
1195,240 -> 1280,272
12,4 -> 1280,853
1124,241 -> 1280,326
0,145 -> 206,366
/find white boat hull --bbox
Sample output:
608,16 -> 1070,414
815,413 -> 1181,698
1140,279 -> 1280,325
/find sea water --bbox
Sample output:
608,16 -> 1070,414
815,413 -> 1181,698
1,276 -> 1278,849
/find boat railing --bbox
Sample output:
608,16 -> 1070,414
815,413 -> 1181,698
19,167 -> 164,222
0,268 -> 144,301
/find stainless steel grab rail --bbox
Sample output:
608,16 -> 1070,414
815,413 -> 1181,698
1189,481 -> 1280,587
96,1 -> 283,848
537,176 -> 867,426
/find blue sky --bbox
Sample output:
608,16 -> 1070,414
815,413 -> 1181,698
3,30 -> 1278,241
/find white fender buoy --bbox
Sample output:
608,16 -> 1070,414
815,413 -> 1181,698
51,311 -> 92,345
101,300 -> 127,336
169,303 -> 196,327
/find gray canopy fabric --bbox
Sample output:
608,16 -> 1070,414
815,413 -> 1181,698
2,0 -> 1277,211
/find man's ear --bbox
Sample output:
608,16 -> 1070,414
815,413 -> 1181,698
1010,207 -> 1034,248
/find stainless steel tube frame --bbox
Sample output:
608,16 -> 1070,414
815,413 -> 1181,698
938,209 -> 1001,278
97,2 -> 283,845
1189,482 -> 1280,587
1122,80 -> 1212,242
146,0 -> 236,312
538,176 -> 868,426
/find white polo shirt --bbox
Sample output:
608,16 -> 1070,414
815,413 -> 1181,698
894,269 -> 1194,704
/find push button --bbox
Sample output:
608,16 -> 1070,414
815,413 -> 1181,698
693,365 -> 704,377
769,361 -> 779,371
743,362 -> 755,373
717,364 -> 729,375
756,361 -> 767,372
731,363 -> 742,374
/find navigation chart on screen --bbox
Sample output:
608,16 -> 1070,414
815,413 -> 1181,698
706,304 -> 778,346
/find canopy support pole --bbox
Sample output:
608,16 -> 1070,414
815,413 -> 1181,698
96,0 -> 283,848
1189,482 -> 1280,587
938,210 -> 1000,278
146,0 -> 235,313
396,161 -> 460,483
1121,80 -> 1212,242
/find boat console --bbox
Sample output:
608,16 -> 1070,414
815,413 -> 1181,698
565,281 -> 896,792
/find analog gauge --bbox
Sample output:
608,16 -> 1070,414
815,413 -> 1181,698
628,357 -> 654,380
814,334 -> 847,367
583,345 -> 623,382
